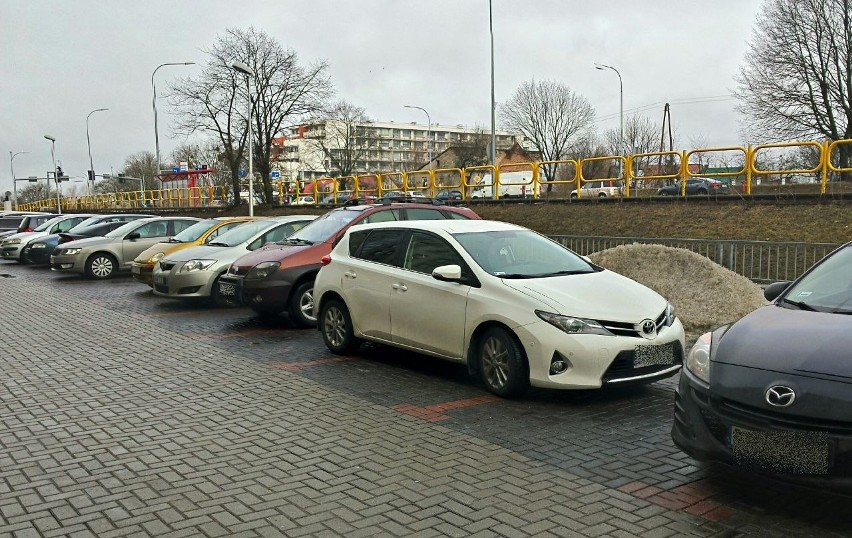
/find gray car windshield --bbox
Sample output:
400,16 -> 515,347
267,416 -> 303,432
170,219 -> 219,243
105,220 -> 148,238
209,220 -> 277,247
453,229 -> 596,278
34,216 -> 66,231
286,209 -> 362,244
783,245 -> 852,314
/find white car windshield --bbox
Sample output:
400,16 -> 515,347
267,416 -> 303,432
781,245 -> 852,314
453,229 -> 597,278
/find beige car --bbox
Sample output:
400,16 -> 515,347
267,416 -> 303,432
569,180 -> 625,199
50,217 -> 200,279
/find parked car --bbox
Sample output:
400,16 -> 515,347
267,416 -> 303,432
51,217 -> 200,279
152,216 -> 316,305
570,180 -> 625,199
672,241 -> 852,484
1,214 -> 94,262
219,201 -> 481,326
21,215 -> 149,265
291,196 -> 316,206
320,192 -> 354,205
0,213 -> 55,237
314,219 -> 684,397
657,178 -> 730,196
132,217 -> 257,287
436,190 -> 463,201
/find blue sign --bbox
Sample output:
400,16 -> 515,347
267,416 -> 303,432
270,171 -> 280,179
172,166 -> 180,173
239,169 -> 248,178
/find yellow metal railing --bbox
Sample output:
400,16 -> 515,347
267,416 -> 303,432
16,138 -> 852,210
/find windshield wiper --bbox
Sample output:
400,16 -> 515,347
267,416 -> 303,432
494,273 -> 533,279
168,238 -> 185,243
208,241 -> 229,247
278,238 -> 314,245
548,269 -> 595,276
780,298 -> 818,311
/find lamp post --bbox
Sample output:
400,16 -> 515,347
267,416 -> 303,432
10,150 -> 28,209
152,62 -> 195,176
595,63 -> 624,178
404,105 -> 431,168
231,60 -> 255,217
489,0 -> 496,166
86,108 -> 108,196
43,135 -> 61,214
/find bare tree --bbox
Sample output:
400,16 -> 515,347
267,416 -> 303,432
735,0 -> 852,178
309,100 -> 376,177
17,183 -> 49,205
499,79 -> 595,191
451,128 -> 491,170
170,27 -> 333,204
120,151 -> 158,190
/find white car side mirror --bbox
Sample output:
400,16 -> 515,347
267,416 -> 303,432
432,264 -> 462,282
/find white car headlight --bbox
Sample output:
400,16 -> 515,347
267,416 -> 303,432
180,259 -> 216,272
63,248 -> 82,256
665,303 -> 677,326
5,238 -> 21,245
149,252 -> 165,264
686,332 -> 712,383
535,311 -> 614,336
246,261 -> 280,279
31,243 -> 47,249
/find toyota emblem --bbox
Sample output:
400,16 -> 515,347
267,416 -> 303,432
765,386 -> 796,407
641,319 -> 656,336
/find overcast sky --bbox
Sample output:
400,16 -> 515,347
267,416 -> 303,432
1,0 -> 764,195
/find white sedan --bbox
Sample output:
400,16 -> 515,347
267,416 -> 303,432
314,220 -> 685,397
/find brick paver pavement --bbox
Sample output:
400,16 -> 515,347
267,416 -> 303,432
1,262 -> 850,537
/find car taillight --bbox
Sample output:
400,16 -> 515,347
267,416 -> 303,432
320,255 -> 331,265
24,228 -> 32,232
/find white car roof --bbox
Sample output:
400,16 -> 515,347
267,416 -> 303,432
348,219 -> 523,235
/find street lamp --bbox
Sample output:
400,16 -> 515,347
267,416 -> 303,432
489,0 -> 496,166
86,108 -> 108,195
595,63 -> 624,178
404,105 -> 432,168
43,135 -> 61,214
152,62 -> 195,176
231,60 -> 255,217
9,150 -> 29,209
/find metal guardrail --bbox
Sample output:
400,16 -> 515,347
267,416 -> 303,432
549,235 -> 842,283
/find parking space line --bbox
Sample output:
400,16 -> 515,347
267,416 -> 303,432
618,479 -> 735,522
269,357 -> 356,371
392,395 -> 500,423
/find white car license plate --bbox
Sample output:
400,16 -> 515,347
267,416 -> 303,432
731,426 -> 830,475
634,342 -> 675,367
219,282 -> 236,296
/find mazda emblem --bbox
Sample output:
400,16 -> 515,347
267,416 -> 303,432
765,386 -> 796,407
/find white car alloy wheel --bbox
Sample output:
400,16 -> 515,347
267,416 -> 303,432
478,327 -> 529,397
320,299 -> 360,354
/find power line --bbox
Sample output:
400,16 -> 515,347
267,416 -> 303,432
594,95 -> 736,123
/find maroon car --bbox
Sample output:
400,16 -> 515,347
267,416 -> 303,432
219,201 -> 480,326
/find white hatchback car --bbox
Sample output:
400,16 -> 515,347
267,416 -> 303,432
313,220 -> 685,397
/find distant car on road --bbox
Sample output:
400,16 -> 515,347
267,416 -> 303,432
436,190 -> 463,201
570,180 -> 625,199
657,178 -> 730,196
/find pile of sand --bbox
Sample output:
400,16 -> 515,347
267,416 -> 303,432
588,244 -> 767,343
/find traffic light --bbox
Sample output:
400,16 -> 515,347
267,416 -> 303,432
56,165 -> 63,180
117,173 -> 126,184
88,170 -> 95,182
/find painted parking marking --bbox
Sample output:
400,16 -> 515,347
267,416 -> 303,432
619,479 -> 735,522
392,395 -> 500,423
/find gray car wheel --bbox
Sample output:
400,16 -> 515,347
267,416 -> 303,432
85,253 -> 117,280
320,299 -> 360,355
288,281 -> 317,327
478,327 -> 529,397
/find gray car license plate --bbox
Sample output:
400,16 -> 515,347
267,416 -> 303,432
731,427 -> 830,475
634,342 -> 675,367
219,282 -> 236,296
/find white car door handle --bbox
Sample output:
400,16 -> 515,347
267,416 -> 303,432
392,283 -> 408,292
344,270 -> 356,279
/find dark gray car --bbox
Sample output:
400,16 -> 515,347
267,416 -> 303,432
672,241 -> 852,487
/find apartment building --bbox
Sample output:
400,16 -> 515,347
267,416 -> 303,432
272,120 -> 525,180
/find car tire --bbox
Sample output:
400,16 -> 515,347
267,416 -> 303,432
319,299 -> 361,355
658,190 -> 669,196
598,193 -> 607,198
85,252 -> 117,279
478,327 -> 529,397
570,193 -> 578,199
697,188 -> 708,195
208,275 -> 233,307
288,281 -> 317,328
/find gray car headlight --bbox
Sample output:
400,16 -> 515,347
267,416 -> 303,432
686,332 -> 711,383
31,243 -> 47,249
246,261 -> 281,279
536,311 -> 614,336
180,259 -> 216,272
5,238 -> 21,245
63,248 -> 82,256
